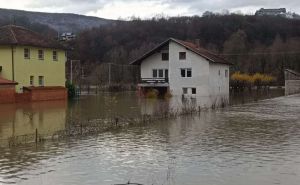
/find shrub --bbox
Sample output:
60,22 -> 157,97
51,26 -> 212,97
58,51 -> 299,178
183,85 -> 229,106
230,72 -> 276,90
66,81 -> 76,98
145,89 -> 159,99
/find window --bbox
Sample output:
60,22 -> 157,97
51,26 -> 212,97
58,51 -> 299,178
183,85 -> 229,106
153,69 -> 158,78
218,70 -> 221,76
181,69 -> 186,77
30,76 -> 34,86
181,68 -> 192,77
24,48 -> 30,59
187,68 -> 192,77
183,88 -> 188,94
165,69 -> 169,79
162,53 -> 169,61
38,76 -> 44,86
225,70 -> 228,78
53,50 -> 58,61
158,69 -> 164,78
38,50 -> 44,60
192,88 -> 196,95
179,52 -> 186,60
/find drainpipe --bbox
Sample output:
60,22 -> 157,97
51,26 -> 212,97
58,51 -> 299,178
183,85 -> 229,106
11,45 -> 15,81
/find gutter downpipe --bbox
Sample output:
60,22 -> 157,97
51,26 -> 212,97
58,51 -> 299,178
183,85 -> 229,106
11,45 -> 15,81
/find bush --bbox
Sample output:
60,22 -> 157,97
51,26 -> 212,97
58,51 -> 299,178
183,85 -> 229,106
230,72 -> 275,90
145,89 -> 159,99
66,81 -> 76,98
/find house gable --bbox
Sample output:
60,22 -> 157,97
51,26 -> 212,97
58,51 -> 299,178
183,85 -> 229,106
130,38 -> 231,66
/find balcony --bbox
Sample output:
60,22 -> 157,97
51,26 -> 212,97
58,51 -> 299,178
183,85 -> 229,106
138,78 -> 169,87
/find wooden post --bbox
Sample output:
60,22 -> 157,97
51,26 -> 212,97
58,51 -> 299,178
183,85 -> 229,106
35,128 -> 38,144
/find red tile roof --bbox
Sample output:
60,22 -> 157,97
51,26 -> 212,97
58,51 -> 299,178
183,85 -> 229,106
0,77 -> 18,85
130,38 -> 232,65
0,25 -> 65,49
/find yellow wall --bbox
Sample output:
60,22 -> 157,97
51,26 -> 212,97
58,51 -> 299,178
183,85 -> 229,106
0,46 -> 13,81
0,45 -> 66,92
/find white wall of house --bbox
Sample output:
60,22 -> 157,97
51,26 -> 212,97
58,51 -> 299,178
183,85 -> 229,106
209,63 -> 230,96
140,49 -> 169,79
168,41 -> 211,97
139,40 -> 230,98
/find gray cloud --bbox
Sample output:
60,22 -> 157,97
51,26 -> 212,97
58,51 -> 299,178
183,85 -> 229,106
9,0 -> 300,18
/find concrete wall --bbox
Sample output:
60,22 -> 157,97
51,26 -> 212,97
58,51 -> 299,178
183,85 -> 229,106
140,48 -> 169,78
0,86 -> 16,104
285,69 -> 300,95
209,63 -> 230,96
285,80 -> 300,95
0,45 -> 66,92
169,41 -> 210,96
28,88 -> 68,101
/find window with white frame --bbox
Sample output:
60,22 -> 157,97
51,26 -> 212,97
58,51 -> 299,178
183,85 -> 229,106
53,50 -> 58,61
38,76 -> 44,86
158,69 -> 164,78
181,68 -> 192,77
153,69 -> 158,78
30,76 -> 34,86
38,50 -> 44,60
182,88 -> 188,94
24,48 -> 30,59
225,69 -> 228,77
153,69 -> 168,78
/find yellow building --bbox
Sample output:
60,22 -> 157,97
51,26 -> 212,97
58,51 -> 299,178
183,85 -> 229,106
0,25 -> 66,92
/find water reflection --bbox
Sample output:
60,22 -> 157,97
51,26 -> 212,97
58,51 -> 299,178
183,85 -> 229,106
0,101 -> 67,147
0,89 -> 295,185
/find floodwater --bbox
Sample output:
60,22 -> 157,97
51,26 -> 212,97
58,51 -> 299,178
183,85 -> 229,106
1,89 -> 300,185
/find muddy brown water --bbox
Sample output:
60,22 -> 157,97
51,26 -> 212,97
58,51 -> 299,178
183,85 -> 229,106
2,89 -> 300,185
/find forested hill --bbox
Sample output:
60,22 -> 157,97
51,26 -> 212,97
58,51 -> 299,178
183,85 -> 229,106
71,14 -> 300,83
0,8 -> 113,33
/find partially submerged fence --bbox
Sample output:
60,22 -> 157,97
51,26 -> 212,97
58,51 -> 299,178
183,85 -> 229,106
285,69 -> 300,95
4,101 -> 223,147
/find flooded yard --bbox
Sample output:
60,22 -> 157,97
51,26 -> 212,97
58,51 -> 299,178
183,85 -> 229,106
1,89 -> 300,185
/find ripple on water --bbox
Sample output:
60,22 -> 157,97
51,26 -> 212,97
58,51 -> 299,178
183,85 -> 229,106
0,95 -> 300,185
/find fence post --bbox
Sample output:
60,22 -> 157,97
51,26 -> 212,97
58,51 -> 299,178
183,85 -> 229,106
35,128 -> 38,144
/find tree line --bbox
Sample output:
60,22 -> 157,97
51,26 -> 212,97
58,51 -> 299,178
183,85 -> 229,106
2,14 -> 300,86
68,14 -> 300,85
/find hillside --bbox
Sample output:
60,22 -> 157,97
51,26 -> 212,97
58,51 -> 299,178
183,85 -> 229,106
0,8 -> 113,33
70,15 -> 300,84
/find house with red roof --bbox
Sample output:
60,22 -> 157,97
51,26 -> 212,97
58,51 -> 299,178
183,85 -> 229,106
131,38 -> 231,98
0,25 -> 67,103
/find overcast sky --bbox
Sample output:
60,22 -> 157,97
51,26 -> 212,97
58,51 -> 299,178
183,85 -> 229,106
0,0 -> 299,19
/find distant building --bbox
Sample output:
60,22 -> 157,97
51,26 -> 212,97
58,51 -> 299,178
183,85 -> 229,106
60,32 -> 76,41
255,8 -> 288,17
131,38 -> 232,98
0,25 -> 67,103
285,69 -> 300,95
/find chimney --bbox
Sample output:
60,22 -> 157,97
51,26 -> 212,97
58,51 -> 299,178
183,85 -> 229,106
195,39 -> 200,48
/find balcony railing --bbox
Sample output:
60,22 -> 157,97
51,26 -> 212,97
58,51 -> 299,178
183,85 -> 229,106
140,78 -> 169,84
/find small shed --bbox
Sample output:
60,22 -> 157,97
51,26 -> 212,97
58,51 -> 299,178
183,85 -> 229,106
285,69 -> 300,95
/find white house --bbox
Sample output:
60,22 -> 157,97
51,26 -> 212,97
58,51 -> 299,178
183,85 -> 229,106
131,38 -> 232,99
